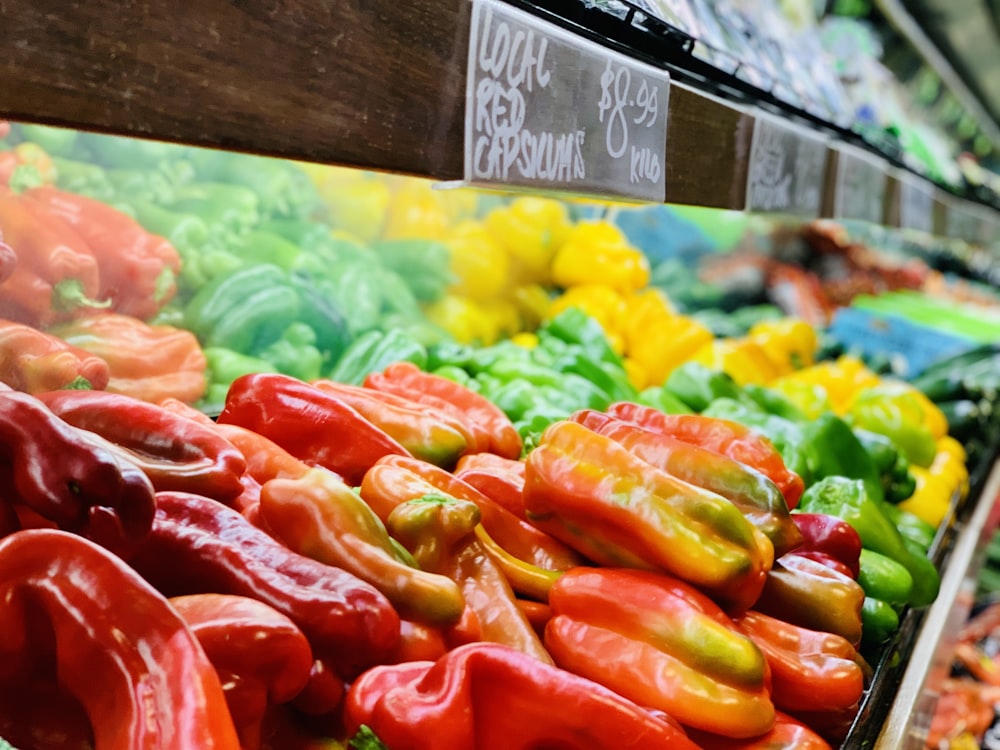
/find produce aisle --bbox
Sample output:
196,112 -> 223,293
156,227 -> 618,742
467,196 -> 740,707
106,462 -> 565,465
0,0 -> 999,748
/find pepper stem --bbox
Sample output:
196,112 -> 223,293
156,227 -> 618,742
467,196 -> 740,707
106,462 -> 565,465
51,279 -> 111,313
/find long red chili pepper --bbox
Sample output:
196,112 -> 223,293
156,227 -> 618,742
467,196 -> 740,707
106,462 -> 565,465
39,389 -> 246,503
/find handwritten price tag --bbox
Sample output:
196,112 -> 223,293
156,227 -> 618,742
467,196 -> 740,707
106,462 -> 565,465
898,173 -> 934,234
464,0 -> 670,201
745,112 -> 828,216
834,145 -> 888,225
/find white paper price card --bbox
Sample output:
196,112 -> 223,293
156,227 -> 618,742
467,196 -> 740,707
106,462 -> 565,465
745,112 -> 828,216
834,145 -> 888,225
898,173 -> 935,234
465,0 -> 670,202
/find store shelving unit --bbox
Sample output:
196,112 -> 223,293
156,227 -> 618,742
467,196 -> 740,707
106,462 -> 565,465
2,0 -> 1000,744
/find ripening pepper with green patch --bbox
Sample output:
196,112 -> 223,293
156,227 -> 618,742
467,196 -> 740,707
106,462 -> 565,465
259,466 -> 466,627
605,402 -> 805,509
524,420 -> 774,613
545,567 -> 775,738
387,493 -> 551,661
571,408 -> 802,557
310,379 -> 470,469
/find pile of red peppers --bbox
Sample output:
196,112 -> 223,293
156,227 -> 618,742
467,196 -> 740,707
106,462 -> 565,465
0,365 -> 888,750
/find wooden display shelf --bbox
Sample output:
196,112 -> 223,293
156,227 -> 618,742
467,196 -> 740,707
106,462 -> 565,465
0,0 -> 996,238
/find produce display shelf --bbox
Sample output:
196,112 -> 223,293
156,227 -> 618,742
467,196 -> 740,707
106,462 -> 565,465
2,0 -> 997,242
2,2 -> 1000,745
844,442 -> 1000,748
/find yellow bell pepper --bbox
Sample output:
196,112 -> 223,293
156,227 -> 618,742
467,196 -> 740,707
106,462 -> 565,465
549,220 -> 650,293
773,356 -> 880,415
382,180 -> 452,240
510,332 -> 539,349
770,380 -> 833,420
628,314 -> 713,386
747,318 -> 819,378
511,283 -> 554,331
424,294 -> 499,346
899,465 -> 954,528
547,285 -> 627,338
622,357 -> 649,391
690,338 -> 782,387
931,440 -> 970,502
478,298 -> 522,340
445,220 -> 511,301
309,167 -> 390,244
484,197 -> 571,284
620,289 -> 675,345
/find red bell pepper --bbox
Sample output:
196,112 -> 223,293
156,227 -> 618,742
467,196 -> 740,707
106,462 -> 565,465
572,408 -> 802,557
0,317 -> 110,393
525,420 -> 773,613
25,185 -> 182,320
127,491 -> 401,678
259,466 -> 466,627
791,512 -> 863,579
364,361 -> 523,458
39,389 -> 246,504
0,186 -> 107,328
0,389 -> 155,556
545,567 -> 775,738
387,493 -> 552,662
311,378 -> 471,468
754,553 -> 866,647
686,710 -> 833,749
0,528 -> 241,748
454,451 -> 528,519
345,642 -> 704,749
733,610 -> 869,713
606,403 -> 805,507
170,594 -> 315,750
218,372 -> 410,485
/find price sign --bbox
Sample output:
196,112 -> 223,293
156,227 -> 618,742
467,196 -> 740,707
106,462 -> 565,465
834,146 -> 888,225
464,0 -> 670,201
898,173 -> 935,234
745,112 -> 828,216
946,200 -> 980,242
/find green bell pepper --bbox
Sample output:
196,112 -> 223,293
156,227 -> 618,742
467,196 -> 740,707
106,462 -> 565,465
742,384 -> 808,422
802,413 -> 884,503
372,238 -> 453,303
636,385 -> 693,415
287,272 -> 350,363
313,261 -> 385,337
106,168 -> 176,204
798,476 -> 940,607
17,123 -> 80,156
79,131 -> 179,168
848,384 -> 939,468
537,307 -> 621,367
663,362 -> 747,412
200,346 -> 280,413
184,264 -> 302,354
259,322 -> 324,381
328,328 -> 428,385
171,182 -> 261,235
51,156 -> 116,202
129,199 -> 211,256
228,229 -> 302,271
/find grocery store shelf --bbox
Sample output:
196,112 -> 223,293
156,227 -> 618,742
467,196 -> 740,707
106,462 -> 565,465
0,0 -> 996,233
873,459 -> 1000,748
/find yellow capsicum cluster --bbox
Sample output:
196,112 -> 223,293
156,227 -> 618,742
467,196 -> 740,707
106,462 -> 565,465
900,436 -> 970,527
